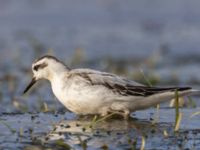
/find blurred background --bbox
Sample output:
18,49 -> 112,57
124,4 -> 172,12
1,0 -> 200,113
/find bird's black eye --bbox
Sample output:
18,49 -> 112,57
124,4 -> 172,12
33,65 -> 39,71
33,63 -> 48,71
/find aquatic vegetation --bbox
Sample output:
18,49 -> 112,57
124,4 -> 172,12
190,110 -> 200,118
55,139 -> 71,150
174,90 -> 180,130
0,119 -> 16,134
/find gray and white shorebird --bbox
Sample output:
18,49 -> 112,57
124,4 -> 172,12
23,55 -> 199,118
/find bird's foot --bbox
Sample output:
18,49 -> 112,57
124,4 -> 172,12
106,110 -> 130,120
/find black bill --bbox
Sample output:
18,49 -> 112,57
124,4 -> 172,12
23,77 -> 37,94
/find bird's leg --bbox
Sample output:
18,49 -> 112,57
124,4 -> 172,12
106,109 -> 130,120
100,106 -> 130,120
99,107 -> 110,117
123,110 -> 130,120
110,102 -> 131,119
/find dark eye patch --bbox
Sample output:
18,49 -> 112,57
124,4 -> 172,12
33,63 -> 48,71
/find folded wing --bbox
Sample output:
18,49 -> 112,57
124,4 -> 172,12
68,69 -> 192,97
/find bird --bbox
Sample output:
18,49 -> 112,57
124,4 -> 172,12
23,55 -> 200,119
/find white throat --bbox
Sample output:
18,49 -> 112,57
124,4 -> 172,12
46,63 -> 68,82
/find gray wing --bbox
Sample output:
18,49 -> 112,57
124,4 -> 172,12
68,69 -> 191,97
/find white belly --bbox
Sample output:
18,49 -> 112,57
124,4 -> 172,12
51,78 -> 111,114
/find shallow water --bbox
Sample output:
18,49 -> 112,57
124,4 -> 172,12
1,108 -> 200,150
1,0 -> 200,149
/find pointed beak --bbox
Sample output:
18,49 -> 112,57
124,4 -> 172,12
23,77 -> 37,94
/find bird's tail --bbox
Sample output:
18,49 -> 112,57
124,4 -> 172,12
133,88 -> 200,110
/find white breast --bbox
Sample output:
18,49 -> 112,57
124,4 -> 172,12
51,75 -> 112,114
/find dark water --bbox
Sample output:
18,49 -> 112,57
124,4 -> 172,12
0,0 -> 200,149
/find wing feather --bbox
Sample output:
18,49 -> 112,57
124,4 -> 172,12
67,69 -> 191,97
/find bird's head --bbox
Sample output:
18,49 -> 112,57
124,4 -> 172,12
23,55 -> 68,94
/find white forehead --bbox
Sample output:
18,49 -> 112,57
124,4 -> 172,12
34,56 -> 57,64
32,57 -> 53,69
31,55 -> 69,72
32,58 -> 45,67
